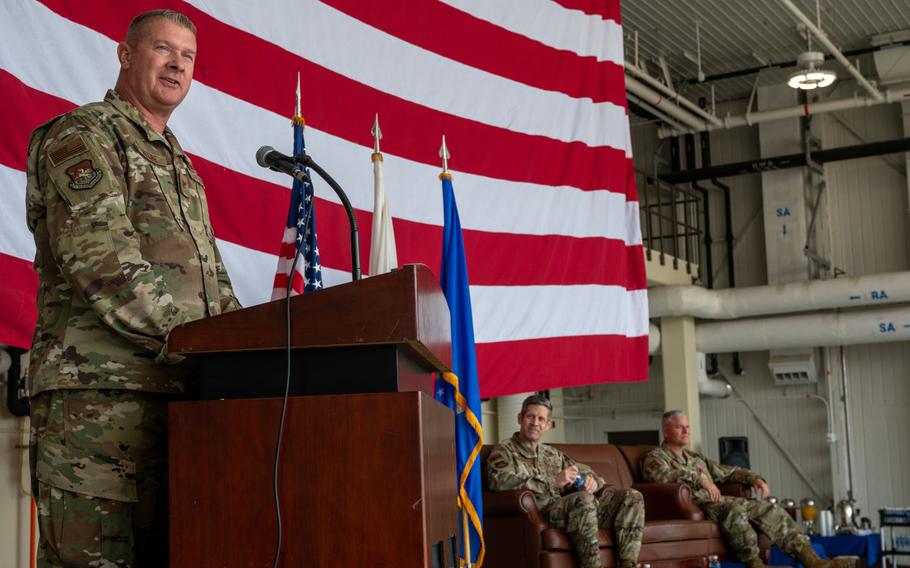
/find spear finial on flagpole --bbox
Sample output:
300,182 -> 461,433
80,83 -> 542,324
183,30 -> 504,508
439,135 -> 452,180
293,72 -> 305,127
371,113 -> 383,162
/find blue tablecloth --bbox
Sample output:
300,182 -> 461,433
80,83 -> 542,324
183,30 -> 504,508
766,534 -> 881,567
811,534 -> 881,567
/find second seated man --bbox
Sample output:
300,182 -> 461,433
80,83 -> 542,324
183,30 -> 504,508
642,410 -> 849,568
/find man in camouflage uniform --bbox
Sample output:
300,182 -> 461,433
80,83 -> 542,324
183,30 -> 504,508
487,395 -> 644,568
26,9 -> 240,567
642,411 -> 849,568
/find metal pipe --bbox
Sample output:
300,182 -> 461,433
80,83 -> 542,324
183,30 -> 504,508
657,88 -> 910,138
625,76 -> 708,131
676,39 -> 910,88
624,62 -> 722,126
839,344 -> 856,500
660,136 -> 910,184
776,0 -> 884,101
628,92 -> 694,134
728,381 -> 826,500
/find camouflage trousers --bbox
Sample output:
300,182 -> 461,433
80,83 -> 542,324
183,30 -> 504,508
29,389 -> 170,567
545,488 -> 645,568
703,496 -> 809,563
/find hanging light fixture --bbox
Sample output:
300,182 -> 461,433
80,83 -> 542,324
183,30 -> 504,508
788,51 -> 836,90
787,0 -> 836,90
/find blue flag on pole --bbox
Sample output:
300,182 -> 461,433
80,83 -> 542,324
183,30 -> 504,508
434,173 -> 485,566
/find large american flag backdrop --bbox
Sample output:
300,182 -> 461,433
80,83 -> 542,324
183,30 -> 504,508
0,0 -> 648,397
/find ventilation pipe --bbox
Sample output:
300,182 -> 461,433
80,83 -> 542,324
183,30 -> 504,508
695,304 -> 910,353
649,323 -> 661,355
649,270 -> 910,319
696,352 -> 732,398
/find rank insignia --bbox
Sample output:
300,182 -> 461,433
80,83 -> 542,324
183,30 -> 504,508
65,159 -> 103,190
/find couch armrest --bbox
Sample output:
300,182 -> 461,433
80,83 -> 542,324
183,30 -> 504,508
718,482 -> 751,498
632,483 -> 704,521
483,490 -> 549,526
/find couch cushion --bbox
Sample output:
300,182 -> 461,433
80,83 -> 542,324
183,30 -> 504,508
642,519 -> 719,543
551,444 -> 634,489
617,445 -> 657,483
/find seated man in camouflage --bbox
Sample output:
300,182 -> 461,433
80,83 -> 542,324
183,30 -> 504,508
642,411 -> 849,568
487,395 -> 644,568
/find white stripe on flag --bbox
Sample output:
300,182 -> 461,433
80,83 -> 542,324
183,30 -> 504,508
441,0 -> 625,63
471,285 -> 649,342
184,0 -> 631,151
0,165 -> 35,262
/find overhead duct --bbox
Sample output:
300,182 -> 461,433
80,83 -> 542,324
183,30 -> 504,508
695,305 -> 910,353
649,270 -> 910,319
696,352 -> 732,398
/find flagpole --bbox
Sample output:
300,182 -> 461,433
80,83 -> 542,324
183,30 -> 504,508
462,504 -> 473,568
440,136 -> 474,568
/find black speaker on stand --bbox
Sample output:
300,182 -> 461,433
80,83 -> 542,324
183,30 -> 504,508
719,436 -> 750,468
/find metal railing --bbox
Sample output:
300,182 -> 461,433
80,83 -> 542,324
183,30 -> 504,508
637,170 -> 704,280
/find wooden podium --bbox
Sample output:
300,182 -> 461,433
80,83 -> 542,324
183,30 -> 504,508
167,265 -> 459,567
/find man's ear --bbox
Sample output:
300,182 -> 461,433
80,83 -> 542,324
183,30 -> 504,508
117,42 -> 131,69
516,412 -> 522,426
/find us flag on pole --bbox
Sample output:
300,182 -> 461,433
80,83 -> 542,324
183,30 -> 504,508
1,0 -> 648,398
271,83 -> 324,300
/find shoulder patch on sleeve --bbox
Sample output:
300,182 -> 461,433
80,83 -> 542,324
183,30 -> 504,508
64,159 -> 103,191
47,135 -> 89,168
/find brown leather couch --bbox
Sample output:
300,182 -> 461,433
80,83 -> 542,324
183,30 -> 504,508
481,444 -> 771,568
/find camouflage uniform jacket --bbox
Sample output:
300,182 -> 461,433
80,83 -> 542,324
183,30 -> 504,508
25,90 -> 241,396
641,445 -> 764,504
487,433 -> 607,511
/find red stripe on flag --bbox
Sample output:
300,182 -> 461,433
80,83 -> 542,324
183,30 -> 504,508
322,0 -> 627,106
272,270 -> 304,293
1,72 -> 646,289
0,253 -> 38,349
0,69 -> 77,171
37,0 -> 638,199
551,0 -> 623,22
476,334 -> 649,398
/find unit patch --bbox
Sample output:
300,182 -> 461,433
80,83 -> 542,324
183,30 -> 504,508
65,159 -> 103,190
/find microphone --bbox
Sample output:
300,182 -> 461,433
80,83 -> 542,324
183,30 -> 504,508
255,146 -> 311,183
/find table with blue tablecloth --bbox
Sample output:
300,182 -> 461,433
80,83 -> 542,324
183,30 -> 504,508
769,534 -> 881,567
721,533 -> 881,568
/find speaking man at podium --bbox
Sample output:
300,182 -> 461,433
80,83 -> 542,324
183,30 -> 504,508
25,9 -> 239,566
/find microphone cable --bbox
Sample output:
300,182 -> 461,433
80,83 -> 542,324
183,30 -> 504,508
272,179 -> 315,568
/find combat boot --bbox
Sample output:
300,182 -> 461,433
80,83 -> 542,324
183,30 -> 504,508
743,555 -> 772,568
793,540 -> 853,568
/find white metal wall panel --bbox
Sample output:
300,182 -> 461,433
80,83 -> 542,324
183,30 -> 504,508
569,99 -> 910,516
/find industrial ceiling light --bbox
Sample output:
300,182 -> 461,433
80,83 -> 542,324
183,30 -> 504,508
788,51 -> 836,90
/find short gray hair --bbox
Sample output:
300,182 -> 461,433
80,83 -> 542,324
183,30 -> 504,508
662,410 -> 687,424
521,394 -> 552,416
125,9 -> 196,45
